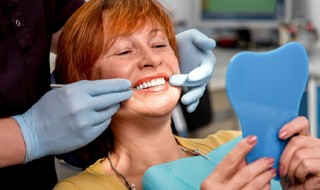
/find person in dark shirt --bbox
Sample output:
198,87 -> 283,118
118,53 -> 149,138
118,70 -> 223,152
0,0 -> 216,189
0,1 -> 91,189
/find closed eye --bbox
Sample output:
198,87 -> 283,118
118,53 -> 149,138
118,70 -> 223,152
153,44 -> 167,48
116,50 -> 131,56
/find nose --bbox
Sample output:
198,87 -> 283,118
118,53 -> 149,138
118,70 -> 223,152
137,47 -> 162,69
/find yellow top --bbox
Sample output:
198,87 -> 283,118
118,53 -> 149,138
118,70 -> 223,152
53,130 -> 241,190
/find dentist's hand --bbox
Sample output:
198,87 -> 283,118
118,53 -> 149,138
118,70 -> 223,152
12,79 -> 133,163
170,29 -> 216,112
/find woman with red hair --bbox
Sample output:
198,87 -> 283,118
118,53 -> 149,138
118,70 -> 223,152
54,0 -> 320,189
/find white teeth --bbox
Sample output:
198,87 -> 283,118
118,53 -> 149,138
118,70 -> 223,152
135,78 -> 165,90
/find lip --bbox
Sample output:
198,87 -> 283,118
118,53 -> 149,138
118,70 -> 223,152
133,72 -> 170,87
135,81 -> 169,93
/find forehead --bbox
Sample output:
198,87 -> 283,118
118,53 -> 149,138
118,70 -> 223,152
102,17 -> 165,49
117,24 -> 166,39
103,12 -> 162,35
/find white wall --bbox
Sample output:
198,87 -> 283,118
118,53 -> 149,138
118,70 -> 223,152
304,0 -> 320,48
163,0 -> 320,47
159,0 -> 195,28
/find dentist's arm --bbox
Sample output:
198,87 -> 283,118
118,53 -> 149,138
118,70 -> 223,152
0,118 -> 26,167
0,79 -> 132,166
170,29 -> 216,112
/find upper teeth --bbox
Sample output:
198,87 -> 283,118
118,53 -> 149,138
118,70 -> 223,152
135,78 -> 165,90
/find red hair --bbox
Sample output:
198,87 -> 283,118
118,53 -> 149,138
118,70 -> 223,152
55,0 -> 177,84
54,0 -> 178,169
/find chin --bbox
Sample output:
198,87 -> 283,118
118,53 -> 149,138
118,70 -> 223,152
146,100 -> 177,115
120,88 -> 181,117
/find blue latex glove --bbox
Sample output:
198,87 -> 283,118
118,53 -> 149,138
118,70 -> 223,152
12,79 -> 133,163
170,29 -> 216,112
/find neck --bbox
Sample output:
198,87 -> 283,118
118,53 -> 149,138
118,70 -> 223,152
112,116 -> 181,163
105,115 -> 186,189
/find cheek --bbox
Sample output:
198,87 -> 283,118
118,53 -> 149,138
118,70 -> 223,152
92,62 -> 132,79
91,65 -> 102,80
172,56 -> 180,74
167,56 -> 180,74
100,67 -> 118,78
174,63 -> 180,74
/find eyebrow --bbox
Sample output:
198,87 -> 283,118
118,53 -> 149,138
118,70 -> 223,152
149,27 -> 165,34
103,27 -> 166,53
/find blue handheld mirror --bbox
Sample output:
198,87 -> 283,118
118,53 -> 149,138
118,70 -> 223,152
226,42 -> 308,180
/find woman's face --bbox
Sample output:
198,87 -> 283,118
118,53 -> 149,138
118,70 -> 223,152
92,23 -> 181,118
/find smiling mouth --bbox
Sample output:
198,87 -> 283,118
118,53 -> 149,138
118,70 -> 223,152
134,78 -> 165,90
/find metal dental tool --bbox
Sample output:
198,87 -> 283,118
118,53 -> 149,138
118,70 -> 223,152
50,84 -> 65,88
50,84 -> 138,91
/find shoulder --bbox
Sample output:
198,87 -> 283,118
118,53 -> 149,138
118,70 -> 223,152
176,130 -> 242,154
46,0 -> 85,32
206,130 -> 242,143
53,158 -> 125,190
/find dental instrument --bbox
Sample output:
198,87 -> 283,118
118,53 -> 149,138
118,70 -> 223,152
50,84 -> 138,90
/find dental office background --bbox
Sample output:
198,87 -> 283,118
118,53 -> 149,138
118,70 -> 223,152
51,0 -> 320,137
54,0 -> 320,181
161,0 -> 320,137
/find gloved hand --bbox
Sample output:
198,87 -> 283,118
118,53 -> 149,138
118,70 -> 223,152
170,29 -> 216,113
12,79 -> 133,163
